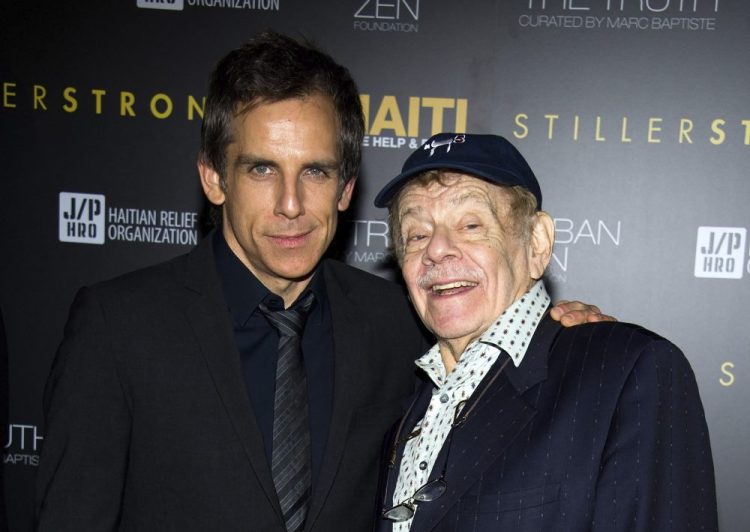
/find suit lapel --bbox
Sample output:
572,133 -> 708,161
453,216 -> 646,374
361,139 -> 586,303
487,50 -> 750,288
410,368 -> 536,532
180,235 -> 282,521
305,261 -> 368,526
380,382 -> 434,520
411,314 -> 562,532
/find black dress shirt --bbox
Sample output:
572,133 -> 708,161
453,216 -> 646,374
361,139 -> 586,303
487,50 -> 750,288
213,230 -> 334,487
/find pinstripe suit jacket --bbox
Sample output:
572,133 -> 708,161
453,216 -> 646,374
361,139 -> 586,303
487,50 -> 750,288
376,314 -> 718,532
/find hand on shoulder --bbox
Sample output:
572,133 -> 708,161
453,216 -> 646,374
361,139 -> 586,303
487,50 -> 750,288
549,300 -> 617,327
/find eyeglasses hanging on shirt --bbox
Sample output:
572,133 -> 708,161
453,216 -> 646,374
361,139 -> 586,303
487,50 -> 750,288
382,346 -> 512,522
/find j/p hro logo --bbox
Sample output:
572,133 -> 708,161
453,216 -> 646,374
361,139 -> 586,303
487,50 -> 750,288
59,191 -> 199,246
59,192 -> 106,245
694,226 -> 747,279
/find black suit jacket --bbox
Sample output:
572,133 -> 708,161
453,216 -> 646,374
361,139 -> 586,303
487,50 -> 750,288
36,235 -> 428,531
377,315 -> 718,532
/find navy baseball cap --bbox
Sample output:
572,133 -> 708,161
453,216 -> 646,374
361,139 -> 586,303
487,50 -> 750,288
373,133 -> 542,209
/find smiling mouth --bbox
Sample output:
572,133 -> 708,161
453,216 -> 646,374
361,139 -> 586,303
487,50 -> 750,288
430,281 -> 478,296
269,232 -> 311,248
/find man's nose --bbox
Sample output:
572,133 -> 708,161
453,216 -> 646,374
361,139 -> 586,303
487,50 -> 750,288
274,176 -> 304,219
423,225 -> 461,265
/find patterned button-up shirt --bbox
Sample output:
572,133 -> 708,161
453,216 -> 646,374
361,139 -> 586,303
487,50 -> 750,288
391,281 -> 550,531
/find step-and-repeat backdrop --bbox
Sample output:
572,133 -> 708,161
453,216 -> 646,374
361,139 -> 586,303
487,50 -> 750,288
1,1 -> 747,530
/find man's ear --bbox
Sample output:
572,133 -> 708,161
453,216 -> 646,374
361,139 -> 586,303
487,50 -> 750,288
337,178 -> 356,212
198,159 -> 226,206
528,211 -> 554,280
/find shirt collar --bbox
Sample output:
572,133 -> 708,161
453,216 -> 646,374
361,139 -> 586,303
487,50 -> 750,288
212,229 -> 328,326
416,280 -> 550,385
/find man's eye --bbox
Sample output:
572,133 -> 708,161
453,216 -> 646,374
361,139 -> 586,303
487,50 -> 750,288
251,165 -> 270,175
244,164 -> 274,179
464,223 -> 480,230
304,167 -> 330,181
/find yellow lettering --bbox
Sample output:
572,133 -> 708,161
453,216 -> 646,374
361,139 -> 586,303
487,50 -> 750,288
647,117 -> 662,143
620,117 -> 631,143
513,113 -> 528,139
3,82 -> 17,108
454,98 -> 467,133
188,95 -> 205,120
120,91 -> 135,117
741,119 -> 750,145
421,97 -> 454,136
678,118 -> 693,144
709,118 -> 725,145
572,115 -> 579,141
595,116 -> 606,142
63,87 -> 78,112
544,114 -> 558,140
359,94 -> 370,133
407,96 -> 420,137
371,95 -> 405,136
33,85 -> 47,110
91,89 -> 106,115
720,361 -> 735,387
150,93 -> 173,119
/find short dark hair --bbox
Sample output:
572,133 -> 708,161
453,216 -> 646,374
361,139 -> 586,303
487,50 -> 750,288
199,31 -> 364,186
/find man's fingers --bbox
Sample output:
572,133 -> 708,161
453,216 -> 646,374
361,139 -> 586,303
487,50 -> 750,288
585,313 -> 617,323
551,300 -> 615,326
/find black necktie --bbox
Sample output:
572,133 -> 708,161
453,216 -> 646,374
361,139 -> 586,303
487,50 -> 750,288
259,291 -> 315,532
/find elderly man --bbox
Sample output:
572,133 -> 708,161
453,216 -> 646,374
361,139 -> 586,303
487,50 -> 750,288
374,133 -> 718,532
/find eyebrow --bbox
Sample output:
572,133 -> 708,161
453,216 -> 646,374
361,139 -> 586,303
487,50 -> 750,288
233,153 -> 275,170
307,159 -> 340,174
398,205 -> 422,221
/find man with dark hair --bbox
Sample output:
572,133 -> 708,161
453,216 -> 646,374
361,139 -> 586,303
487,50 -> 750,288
199,32 -> 363,193
36,34 -> 606,531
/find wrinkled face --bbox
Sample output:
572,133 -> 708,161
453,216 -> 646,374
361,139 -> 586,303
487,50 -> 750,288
200,95 -> 354,300
397,174 -> 536,356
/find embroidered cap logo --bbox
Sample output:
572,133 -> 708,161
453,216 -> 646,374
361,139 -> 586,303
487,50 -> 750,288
423,134 -> 465,156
